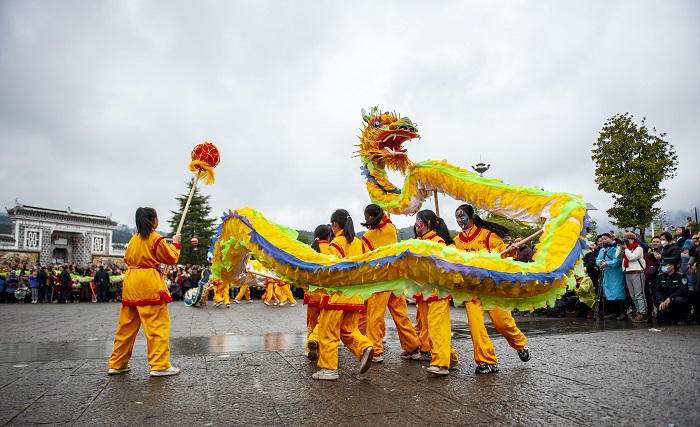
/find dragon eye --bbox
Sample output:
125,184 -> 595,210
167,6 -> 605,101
372,119 -> 382,129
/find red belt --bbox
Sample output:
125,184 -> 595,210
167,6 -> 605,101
319,295 -> 364,311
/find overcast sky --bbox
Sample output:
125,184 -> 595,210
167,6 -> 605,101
1,1 -> 698,236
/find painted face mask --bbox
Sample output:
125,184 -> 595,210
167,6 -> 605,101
455,210 -> 470,227
415,219 -> 425,234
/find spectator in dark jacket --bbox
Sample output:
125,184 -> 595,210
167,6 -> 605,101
658,232 -> 681,266
37,267 -> 49,303
583,240 -> 600,290
59,266 -> 72,303
94,265 -> 110,303
655,257 -> 691,324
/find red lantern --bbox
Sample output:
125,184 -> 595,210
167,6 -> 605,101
191,237 -> 199,251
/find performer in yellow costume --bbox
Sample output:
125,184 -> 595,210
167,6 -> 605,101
234,258 -> 261,303
274,280 -> 297,306
312,209 -> 374,381
262,278 -> 280,306
306,224 -> 333,361
453,204 -> 530,375
360,204 -> 422,363
211,277 -> 230,307
413,210 -> 459,377
108,207 -> 181,377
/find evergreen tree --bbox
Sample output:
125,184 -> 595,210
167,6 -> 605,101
592,113 -> 677,238
168,178 -> 218,265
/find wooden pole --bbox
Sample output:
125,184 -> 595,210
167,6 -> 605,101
500,229 -> 544,256
433,190 -> 440,217
176,171 -> 201,236
246,269 -> 282,281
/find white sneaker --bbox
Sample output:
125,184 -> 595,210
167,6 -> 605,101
263,301 -> 270,306
372,353 -> 384,363
233,300 -> 240,304
150,366 -> 180,377
246,300 -> 253,303
426,365 -> 449,376
108,364 -> 131,375
290,302 -> 297,307
279,301 -> 287,306
359,347 -> 374,374
213,302 -> 220,307
312,369 -> 338,380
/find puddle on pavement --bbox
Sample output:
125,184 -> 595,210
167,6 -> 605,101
0,318 -> 647,364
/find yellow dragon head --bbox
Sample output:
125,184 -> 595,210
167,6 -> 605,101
357,106 -> 419,175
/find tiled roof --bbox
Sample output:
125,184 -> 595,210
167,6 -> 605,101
6,203 -> 118,228
0,234 -> 16,243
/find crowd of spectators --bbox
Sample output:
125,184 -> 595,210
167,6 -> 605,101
0,262 -> 126,304
529,220 -> 699,324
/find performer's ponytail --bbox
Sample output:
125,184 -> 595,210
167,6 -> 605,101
135,207 -> 158,239
311,224 -> 332,253
331,209 -> 356,243
415,209 -> 454,245
457,204 -> 511,240
361,204 -> 384,229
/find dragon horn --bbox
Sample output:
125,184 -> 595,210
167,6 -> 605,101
361,108 -> 370,123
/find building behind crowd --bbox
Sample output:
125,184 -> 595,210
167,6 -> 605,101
0,200 -> 125,266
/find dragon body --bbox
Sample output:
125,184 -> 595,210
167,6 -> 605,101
210,107 -> 589,310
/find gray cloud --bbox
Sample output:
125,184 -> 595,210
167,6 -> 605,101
1,0 -> 698,235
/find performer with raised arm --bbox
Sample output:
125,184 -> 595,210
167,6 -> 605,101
108,207 -> 181,377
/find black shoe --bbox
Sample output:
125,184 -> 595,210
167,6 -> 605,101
475,362 -> 499,375
517,346 -> 530,362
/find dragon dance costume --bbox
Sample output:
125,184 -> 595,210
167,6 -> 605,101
454,227 -> 527,366
414,230 -> 458,370
316,230 -> 373,371
361,215 -> 421,359
262,278 -> 280,305
109,232 -> 180,372
274,280 -> 297,306
305,239 -> 330,355
211,278 -> 230,307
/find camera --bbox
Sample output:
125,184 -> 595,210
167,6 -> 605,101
604,238 -> 623,248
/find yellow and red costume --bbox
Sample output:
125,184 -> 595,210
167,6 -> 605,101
212,278 -> 230,306
316,231 -> 373,371
262,278 -> 280,305
305,239 -> 330,351
109,232 -> 180,371
454,226 -> 527,365
413,230 -> 458,369
361,215 -> 421,357
274,280 -> 297,305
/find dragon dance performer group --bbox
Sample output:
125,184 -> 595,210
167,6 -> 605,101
299,204 -> 530,380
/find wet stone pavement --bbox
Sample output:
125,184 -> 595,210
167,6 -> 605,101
0,301 -> 699,426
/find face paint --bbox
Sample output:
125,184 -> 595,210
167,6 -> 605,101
415,218 -> 425,235
455,210 -> 470,228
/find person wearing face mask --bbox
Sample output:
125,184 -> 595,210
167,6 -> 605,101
655,258 -> 691,324
616,232 -> 649,322
658,231 -> 681,267
453,204 -> 529,375
596,233 -> 628,320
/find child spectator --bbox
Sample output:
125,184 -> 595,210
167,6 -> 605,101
71,279 -> 82,303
